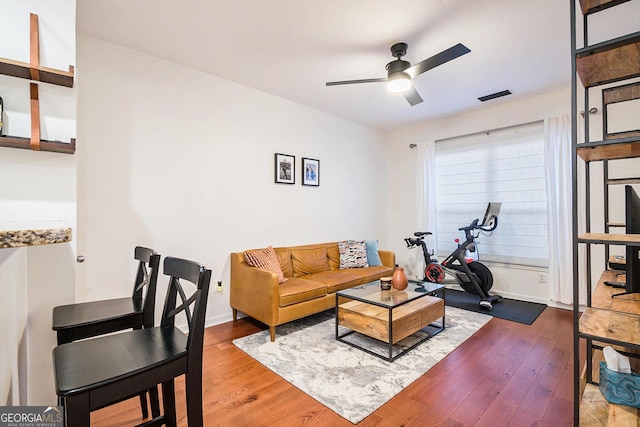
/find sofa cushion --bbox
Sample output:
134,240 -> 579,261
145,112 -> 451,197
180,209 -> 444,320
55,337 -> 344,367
291,247 -> 331,277
338,240 -> 369,269
327,245 -> 340,270
365,240 -> 383,266
274,249 -> 293,278
279,277 -> 327,307
302,270 -> 364,289
312,265 -> 395,293
244,246 -> 287,284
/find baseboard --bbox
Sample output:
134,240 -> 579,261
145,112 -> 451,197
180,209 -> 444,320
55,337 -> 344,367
205,312 -> 235,329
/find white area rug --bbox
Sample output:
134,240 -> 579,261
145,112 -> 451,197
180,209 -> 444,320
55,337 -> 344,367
233,307 -> 491,424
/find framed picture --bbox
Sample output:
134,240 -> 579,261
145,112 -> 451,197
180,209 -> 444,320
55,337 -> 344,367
302,157 -> 320,186
274,153 -> 295,184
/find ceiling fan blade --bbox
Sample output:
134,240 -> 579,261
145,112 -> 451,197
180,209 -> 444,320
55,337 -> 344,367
326,77 -> 388,86
406,43 -> 470,78
403,86 -> 423,106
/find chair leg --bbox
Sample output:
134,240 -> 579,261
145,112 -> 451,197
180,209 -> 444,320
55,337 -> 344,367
149,385 -> 161,418
63,394 -> 91,427
139,391 -> 149,418
269,326 -> 276,342
185,373 -> 204,427
232,308 -> 238,321
162,380 -> 177,427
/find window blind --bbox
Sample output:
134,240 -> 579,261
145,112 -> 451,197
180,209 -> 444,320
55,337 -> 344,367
434,122 -> 548,267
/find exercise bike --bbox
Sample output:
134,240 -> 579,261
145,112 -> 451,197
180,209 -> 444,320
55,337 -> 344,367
404,203 -> 502,310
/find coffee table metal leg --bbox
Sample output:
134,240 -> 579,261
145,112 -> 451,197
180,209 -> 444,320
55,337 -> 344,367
388,309 -> 393,361
335,294 -> 338,339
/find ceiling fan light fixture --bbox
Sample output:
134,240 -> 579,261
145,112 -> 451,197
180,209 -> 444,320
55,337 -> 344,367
387,72 -> 411,93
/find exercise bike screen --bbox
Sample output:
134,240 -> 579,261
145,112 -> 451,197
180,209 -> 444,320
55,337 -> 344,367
481,202 -> 502,227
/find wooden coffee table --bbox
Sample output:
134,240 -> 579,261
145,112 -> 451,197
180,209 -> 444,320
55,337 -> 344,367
335,280 -> 445,361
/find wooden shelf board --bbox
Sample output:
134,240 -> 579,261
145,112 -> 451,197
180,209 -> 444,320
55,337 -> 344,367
579,0 -> 632,15
593,270 -> 640,315
580,383 -> 609,426
607,178 -> 640,185
608,255 -> 627,266
579,233 -> 640,245
578,141 -> 640,162
580,306 -> 640,347
576,33 -> 640,87
580,383 -> 640,426
0,135 -> 75,154
0,57 -> 74,88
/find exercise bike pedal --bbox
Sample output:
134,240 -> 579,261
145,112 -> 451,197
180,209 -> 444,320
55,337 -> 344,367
479,300 -> 493,310
480,294 -> 502,310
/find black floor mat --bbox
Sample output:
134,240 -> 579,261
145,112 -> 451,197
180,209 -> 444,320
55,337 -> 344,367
444,288 -> 547,325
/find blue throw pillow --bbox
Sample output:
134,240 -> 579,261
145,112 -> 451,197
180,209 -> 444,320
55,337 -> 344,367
365,240 -> 383,266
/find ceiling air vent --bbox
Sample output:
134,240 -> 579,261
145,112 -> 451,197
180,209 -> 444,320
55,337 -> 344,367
478,90 -> 512,102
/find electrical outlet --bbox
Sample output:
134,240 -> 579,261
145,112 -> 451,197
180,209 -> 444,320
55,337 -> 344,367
538,273 -> 547,283
217,281 -> 223,293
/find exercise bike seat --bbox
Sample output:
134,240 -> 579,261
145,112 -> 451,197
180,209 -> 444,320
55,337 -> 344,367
414,231 -> 432,237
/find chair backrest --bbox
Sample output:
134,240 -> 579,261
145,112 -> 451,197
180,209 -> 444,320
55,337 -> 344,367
161,257 -> 212,368
132,246 -> 161,328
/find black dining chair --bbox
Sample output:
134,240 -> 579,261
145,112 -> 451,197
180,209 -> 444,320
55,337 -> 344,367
52,246 -> 161,419
52,246 -> 161,345
53,256 -> 212,427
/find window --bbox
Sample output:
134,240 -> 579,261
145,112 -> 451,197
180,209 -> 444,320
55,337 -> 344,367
434,122 -> 548,267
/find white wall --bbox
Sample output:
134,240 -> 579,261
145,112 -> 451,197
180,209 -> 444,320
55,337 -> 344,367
76,35 -> 389,327
0,249 -> 27,405
385,87 -> 572,305
0,0 -> 76,406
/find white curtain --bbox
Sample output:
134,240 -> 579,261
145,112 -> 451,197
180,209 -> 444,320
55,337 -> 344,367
415,141 -> 437,276
544,115 -> 585,305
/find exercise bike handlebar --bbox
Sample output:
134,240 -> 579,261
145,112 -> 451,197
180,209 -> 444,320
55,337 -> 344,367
458,217 -> 499,234
405,216 -> 498,248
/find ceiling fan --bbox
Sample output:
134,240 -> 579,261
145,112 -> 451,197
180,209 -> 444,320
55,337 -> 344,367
326,42 -> 470,106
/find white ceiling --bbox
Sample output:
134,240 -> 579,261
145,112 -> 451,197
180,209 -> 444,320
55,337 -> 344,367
76,0 -> 577,132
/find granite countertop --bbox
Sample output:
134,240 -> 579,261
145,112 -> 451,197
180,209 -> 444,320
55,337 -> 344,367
0,221 -> 72,248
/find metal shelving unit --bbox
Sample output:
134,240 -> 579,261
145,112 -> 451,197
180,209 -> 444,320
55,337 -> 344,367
571,0 -> 640,424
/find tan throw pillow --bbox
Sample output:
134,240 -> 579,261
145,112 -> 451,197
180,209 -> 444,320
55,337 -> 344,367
338,240 -> 369,269
244,246 -> 287,283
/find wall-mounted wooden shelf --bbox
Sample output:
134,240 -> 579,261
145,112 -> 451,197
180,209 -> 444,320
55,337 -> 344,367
0,136 -> 75,154
0,13 -> 75,154
0,57 -> 74,88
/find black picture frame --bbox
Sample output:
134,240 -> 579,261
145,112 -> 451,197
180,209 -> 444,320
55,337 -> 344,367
274,153 -> 295,184
302,157 -> 320,187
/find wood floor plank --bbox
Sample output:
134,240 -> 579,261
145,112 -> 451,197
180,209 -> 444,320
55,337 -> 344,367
91,306 -> 577,426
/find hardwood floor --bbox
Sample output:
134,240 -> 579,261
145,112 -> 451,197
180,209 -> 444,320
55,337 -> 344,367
91,307 -> 575,426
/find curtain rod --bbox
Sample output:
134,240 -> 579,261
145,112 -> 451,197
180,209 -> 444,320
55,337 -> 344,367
434,119 -> 544,144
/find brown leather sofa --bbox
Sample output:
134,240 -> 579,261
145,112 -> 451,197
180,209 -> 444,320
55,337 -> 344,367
230,242 -> 395,341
